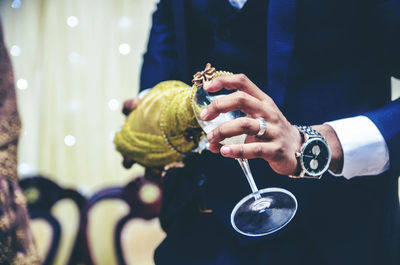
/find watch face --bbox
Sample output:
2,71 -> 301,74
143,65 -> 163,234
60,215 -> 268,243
301,138 -> 331,177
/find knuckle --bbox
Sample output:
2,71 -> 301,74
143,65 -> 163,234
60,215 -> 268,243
254,145 -> 264,157
273,143 -> 285,158
210,99 -> 221,113
215,125 -> 225,138
269,111 -> 280,123
214,77 -> 223,87
208,144 -> 219,153
239,118 -> 252,132
265,125 -> 276,138
263,97 -> 274,106
236,147 -> 244,158
235,91 -> 247,108
237,73 -> 248,83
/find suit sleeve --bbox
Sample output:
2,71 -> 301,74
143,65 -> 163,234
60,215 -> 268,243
364,99 -> 400,176
140,0 -> 180,90
363,0 -> 400,175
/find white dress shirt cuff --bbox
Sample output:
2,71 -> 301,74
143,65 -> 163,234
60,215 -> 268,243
325,116 -> 390,179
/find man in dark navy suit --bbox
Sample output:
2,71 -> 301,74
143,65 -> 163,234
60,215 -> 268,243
124,0 -> 400,264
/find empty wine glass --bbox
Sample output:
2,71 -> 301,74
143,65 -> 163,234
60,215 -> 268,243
191,84 -> 298,237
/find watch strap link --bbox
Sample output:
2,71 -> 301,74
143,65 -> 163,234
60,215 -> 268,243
296,125 -> 324,140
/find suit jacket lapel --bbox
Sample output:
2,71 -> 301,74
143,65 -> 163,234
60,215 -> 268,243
267,0 -> 298,108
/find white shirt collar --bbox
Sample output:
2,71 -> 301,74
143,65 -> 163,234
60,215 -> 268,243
229,0 -> 247,10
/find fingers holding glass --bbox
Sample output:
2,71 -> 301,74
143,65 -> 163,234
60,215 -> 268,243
220,142 -> 298,175
219,142 -> 274,160
206,115 -> 300,175
200,91 -> 272,121
191,66 -> 298,236
207,117 -> 269,145
203,74 -> 270,102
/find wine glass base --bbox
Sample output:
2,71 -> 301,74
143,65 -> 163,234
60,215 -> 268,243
231,187 -> 297,237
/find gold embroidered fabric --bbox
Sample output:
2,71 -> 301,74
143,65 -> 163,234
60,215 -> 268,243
114,80 -> 202,167
0,21 -> 40,265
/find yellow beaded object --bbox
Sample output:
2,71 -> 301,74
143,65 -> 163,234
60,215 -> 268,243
113,80 -> 202,167
113,64 -> 233,167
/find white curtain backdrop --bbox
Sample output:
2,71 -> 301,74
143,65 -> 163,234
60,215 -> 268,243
1,0 -> 159,192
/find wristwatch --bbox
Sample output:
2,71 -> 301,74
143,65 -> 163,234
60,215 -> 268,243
290,126 -> 331,179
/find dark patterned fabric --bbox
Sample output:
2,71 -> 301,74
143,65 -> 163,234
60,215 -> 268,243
0,22 -> 20,184
0,177 -> 40,265
0,20 -> 40,265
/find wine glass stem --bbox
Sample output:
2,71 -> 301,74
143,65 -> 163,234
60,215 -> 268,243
236,158 -> 262,200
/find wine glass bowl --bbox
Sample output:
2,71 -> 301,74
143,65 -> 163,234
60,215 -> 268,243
191,85 -> 245,144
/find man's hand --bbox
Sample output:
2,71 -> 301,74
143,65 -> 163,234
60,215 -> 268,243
201,74 -> 343,176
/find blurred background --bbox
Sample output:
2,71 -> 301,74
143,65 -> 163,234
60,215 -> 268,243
1,0 -> 400,264
1,0 -> 164,264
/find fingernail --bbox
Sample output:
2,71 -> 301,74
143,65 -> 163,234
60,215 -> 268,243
200,108 -> 208,120
221,146 -> 232,155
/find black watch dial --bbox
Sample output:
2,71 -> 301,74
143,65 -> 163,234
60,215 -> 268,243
301,138 -> 331,177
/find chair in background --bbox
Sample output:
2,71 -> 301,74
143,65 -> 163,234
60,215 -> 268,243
19,175 -> 87,265
83,176 -> 163,265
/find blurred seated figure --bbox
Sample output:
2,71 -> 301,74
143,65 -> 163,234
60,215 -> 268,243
0,21 -> 40,265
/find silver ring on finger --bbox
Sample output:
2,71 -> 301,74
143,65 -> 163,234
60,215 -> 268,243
256,117 -> 267,137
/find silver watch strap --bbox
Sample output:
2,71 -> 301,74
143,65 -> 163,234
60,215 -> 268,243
296,125 -> 326,141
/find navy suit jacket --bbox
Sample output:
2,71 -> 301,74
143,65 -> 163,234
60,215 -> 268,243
140,0 -> 400,264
